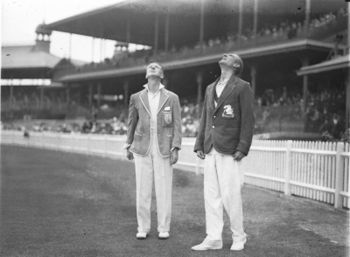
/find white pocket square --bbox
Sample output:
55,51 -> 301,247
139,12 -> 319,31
164,106 -> 171,111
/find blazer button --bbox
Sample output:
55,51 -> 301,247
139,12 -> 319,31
212,125 -> 215,128
213,115 -> 216,118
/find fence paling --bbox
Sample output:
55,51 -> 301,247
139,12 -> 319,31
1,131 -> 348,209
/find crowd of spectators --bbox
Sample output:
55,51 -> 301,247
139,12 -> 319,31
255,88 -> 347,141
2,87 -> 348,142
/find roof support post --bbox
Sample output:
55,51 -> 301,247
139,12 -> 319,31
97,83 -> 101,108
199,0 -> 205,50
238,0 -> 243,44
347,2 -> 350,129
154,13 -> 159,55
65,85 -> 70,105
253,0 -> 258,39
39,87 -> 44,109
126,17 -> 131,43
304,0 -> 311,35
250,64 -> 257,97
68,33 -> 72,60
346,68 -> 350,129
91,37 -> 95,63
9,85 -> 14,108
301,57 -> 309,131
123,80 -> 129,107
88,83 -> 93,109
126,17 -> 130,53
165,13 -> 170,52
196,71 -> 203,119
100,39 -> 104,62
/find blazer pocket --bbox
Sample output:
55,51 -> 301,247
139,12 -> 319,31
162,110 -> 173,127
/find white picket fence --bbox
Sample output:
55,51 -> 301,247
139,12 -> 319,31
1,130 -> 349,209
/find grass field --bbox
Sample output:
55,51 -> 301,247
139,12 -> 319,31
1,145 -> 349,257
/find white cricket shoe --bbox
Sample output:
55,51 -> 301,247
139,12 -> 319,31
191,238 -> 223,251
230,237 -> 247,251
136,232 -> 148,239
158,232 -> 170,239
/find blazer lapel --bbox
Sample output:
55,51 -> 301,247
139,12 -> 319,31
213,75 -> 237,115
157,89 -> 169,114
207,80 -> 217,111
139,89 -> 151,116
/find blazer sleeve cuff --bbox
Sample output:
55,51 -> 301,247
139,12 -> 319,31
236,140 -> 249,156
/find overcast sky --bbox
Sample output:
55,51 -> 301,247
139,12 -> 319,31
2,0 -> 124,62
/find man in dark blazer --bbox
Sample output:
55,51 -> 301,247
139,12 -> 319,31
192,53 -> 254,251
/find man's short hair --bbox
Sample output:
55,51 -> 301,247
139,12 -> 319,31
231,54 -> 243,76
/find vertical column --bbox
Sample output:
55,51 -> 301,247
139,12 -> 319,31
346,68 -> 350,129
253,0 -> 258,38
304,0 -> 311,34
126,18 -> 131,42
123,80 -> 129,106
199,0 -> 205,49
68,33 -> 72,60
250,65 -> 257,97
164,13 -> 170,52
100,39 -> 104,62
91,37 -> 95,62
196,71 -> 203,118
66,85 -> 70,105
9,85 -> 14,109
88,84 -> 93,108
346,2 -> 350,129
126,17 -> 131,52
238,0 -> 243,40
154,13 -> 159,55
301,57 -> 309,131
97,83 -> 101,107
40,87 -> 44,108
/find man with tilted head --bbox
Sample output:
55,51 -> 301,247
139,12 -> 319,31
125,62 -> 182,240
192,53 -> 254,251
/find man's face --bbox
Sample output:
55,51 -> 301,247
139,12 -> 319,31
146,63 -> 163,79
219,53 -> 238,68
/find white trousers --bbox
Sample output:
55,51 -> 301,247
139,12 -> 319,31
204,148 -> 246,242
134,131 -> 173,233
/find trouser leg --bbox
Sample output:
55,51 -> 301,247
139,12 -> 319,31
153,154 -> 173,233
216,153 -> 246,242
134,154 -> 153,233
204,150 -> 224,240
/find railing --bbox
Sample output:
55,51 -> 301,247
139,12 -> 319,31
1,130 -> 349,209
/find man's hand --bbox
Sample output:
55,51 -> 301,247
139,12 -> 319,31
126,149 -> 134,160
170,149 -> 179,165
233,151 -> 245,161
196,150 -> 205,160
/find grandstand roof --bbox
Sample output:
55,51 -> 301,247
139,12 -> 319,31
58,39 -> 335,82
45,0 -> 345,47
297,54 -> 350,75
1,45 -> 61,69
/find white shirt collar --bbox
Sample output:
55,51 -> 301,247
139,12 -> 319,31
143,83 -> 165,94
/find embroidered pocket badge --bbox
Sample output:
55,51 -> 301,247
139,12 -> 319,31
163,106 -> 172,124
222,104 -> 234,118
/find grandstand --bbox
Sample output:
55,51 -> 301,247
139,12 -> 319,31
2,0 -> 349,140
1,24 -> 86,121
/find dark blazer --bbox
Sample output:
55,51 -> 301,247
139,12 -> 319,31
126,87 -> 182,158
194,75 -> 254,155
